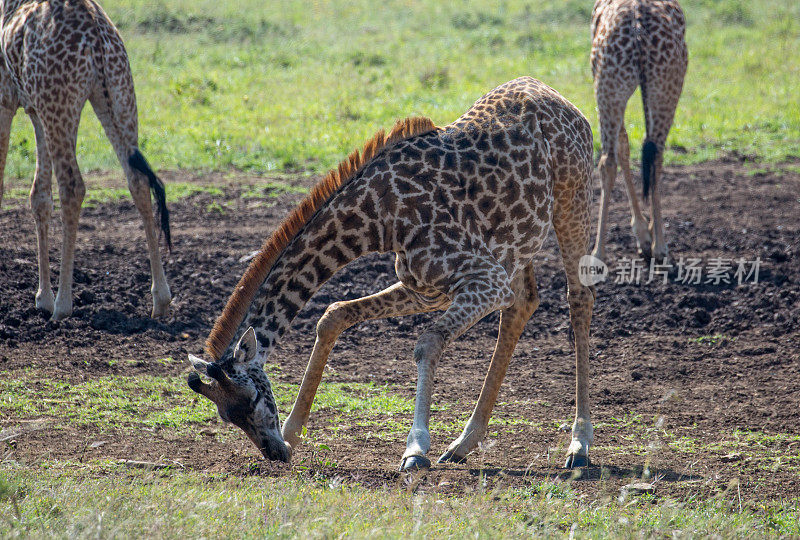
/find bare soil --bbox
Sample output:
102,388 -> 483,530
1,162 -> 798,503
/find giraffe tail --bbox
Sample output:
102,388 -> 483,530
129,149 -> 172,251
641,140 -> 657,202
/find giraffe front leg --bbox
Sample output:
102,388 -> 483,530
400,266 -> 516,472
439,263 -> 539,464
0,105 -> 16,208
281,283 -> 447,450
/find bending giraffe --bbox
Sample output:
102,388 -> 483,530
591,0 -> 687,262
0,0 -> 171,320
187,77 -> 597,471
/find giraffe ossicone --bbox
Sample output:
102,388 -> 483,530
188,77 -> 596,471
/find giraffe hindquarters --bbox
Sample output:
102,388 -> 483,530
439,263 -> 540,464
89,87 -> 172,318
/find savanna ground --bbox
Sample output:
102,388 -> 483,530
1,0 -> 799,536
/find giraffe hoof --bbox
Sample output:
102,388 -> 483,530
151,302 -> 170,318
399,455 -> 431,472
437,450 -> 467,464
35,296 -> 55,315
51,306 -> 73,321
564,454 -> 591,469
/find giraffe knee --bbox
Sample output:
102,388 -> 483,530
316,302 -> 351,340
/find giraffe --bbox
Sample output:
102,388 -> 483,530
187,77 -> 596,471
0,0 -> 171,320
591,0 -> 687,262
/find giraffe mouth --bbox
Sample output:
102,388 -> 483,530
260,437 -> 291,462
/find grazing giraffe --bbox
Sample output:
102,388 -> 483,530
591,0 -> 687,262
0,0 -> 171,320
187,77 -> 596,470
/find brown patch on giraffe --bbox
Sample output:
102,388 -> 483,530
205,116 -> 439,359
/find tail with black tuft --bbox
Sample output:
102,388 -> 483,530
641,140 -> 658,202
129,149 -> 172,250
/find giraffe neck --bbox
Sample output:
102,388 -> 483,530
227,185 -> 385,362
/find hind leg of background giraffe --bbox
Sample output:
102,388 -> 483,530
401,255 -> 516,471
554,181 -> 595,468
593,76 -> 650,261
41,107 -> 85,321
438,261 -> 539,464
0,106 -> 15,209
281,282 -> 448,450
644,83 -> 684,263
27,113 -> 56,314
617,127 -> 651,254
89,89 -> 171,317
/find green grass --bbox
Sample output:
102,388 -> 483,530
0,369 -> 422,438
3,368 -> 800,535
0,179 -> 304,207
1,0 -> 797,181
0,465 -> 797,538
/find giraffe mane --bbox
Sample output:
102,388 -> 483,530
205,116 -> 438,360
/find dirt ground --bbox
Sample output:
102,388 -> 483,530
1,160 -> 798,503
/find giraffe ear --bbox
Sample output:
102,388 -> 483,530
233,327 -> 258,364
188,353 -> 211,373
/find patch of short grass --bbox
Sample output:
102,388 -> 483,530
0,371 -> 420,440
0,464 -> 797,538
0,373 -> 217,431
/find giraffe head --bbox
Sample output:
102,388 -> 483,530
186,327 -> 290,462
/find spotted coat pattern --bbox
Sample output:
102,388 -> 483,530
0,0 -> 171,320
591,0 -> 687,261
189,77 -> 597,470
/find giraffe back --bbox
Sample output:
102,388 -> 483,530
340,77 -> 593,288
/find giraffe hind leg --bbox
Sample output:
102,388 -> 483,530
43,112 -> 85,321
438,262 -> 539,464
89,87 -> 171,318
553,176 -> 595,468
281,282 -> 448,450
0,106 -> 15,208
28,113 -> 55,314
401,259 -> 516,471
